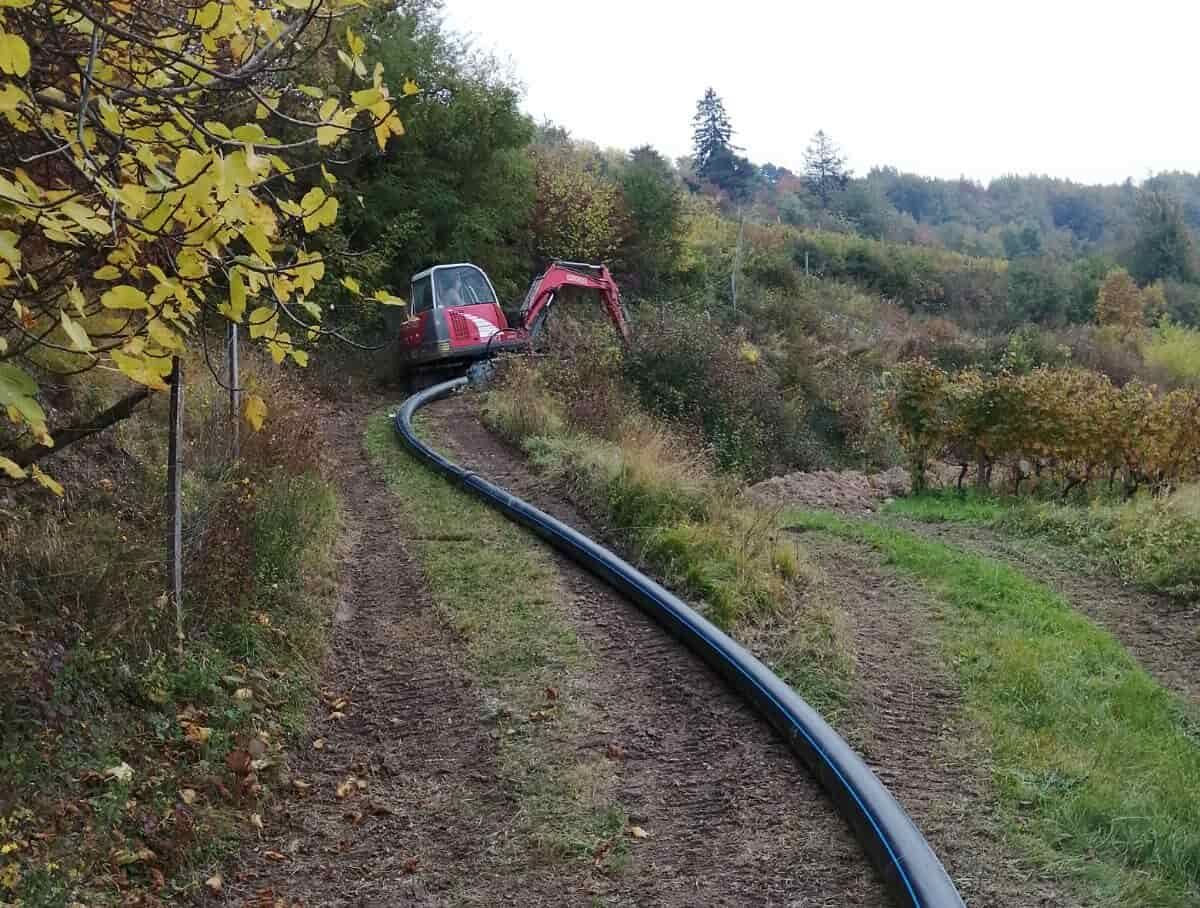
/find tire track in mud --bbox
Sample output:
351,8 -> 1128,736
220,400 -> 581,907
424,393 -> 885,906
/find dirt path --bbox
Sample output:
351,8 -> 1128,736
423,393 -> 887,906
799,536 -> 1071,907
218,394 -> 890,906
893,519 -> 1200,705
218,399 -> 581,906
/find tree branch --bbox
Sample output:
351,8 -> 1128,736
11,387 -> 152,468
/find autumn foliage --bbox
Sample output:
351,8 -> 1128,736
884,359 -> 1200,496
0,0 -> 413,484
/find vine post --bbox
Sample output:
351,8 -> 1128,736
167,357 -> 184,658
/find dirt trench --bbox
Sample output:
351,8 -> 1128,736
216,395 -> 889,906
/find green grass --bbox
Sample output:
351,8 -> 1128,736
364,409 -> 629,872
784,508 -> 1200,907
886,488 -> 1200,600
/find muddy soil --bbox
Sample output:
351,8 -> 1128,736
800,537 -> 1072,907
895,519 -> 1200,706
423,392 -> 885,906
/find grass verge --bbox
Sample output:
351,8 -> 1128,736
482,364 -> 853,718
885,487 -> 1200,599
363,408 -> 630,873
785,508 -> 1200,907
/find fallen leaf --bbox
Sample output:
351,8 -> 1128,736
180,788 -> 197,805
112,846 -> 156,865
233,687 -> 254,701
402,856 -> 420,874
262,850 -> 288,862
226,750 -> 252,775
205,873 -> 222,895
103,762 -> 134,784
150,866 -> 166,890
250,813 -> 264,834
605,742 -> 625,760
545,687 -> 558,701
291,779 -> 311,793
183,723 -> 212,745
311,738 -> 325,751
335,778 -> 355,799
628,825 -> 649,840
328,711 -> 345,721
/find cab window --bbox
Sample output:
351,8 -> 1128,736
411,276 -> 433,314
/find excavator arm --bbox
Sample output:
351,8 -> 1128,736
517,261 -> 631,343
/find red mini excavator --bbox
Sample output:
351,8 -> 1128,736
395,261 -> 629,380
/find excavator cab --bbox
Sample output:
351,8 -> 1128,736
397,260 -> 629,377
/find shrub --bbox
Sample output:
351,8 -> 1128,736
622,314 -> 808,478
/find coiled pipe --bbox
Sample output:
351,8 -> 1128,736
395,377 -> 964,908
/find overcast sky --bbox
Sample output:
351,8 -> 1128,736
441,0 -> 1198,187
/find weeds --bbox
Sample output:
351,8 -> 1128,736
482,363 -> 853,715
887,486 -> 1200,599
0,351 -> 340,905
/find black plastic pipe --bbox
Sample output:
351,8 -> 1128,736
395,377 -> 965,908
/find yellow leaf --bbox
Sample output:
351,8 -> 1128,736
297,84 -> 324,99
180,788 -> 197,805
101,285 -> 147,310
93,265 -> 122,280
111,350 -> 168,390
0,82 -> 26,111
228,268 -> 246,322
301,187 -> 337,233
193,1 -> 220,29
0,230 -> 19,270
147,318 -> 182,351
175,148 -> 207,185
31,465 -> 63,497
373,290 -> 405,306
627,825 -> 649,840
60,310 -> 93,352
242,224 -> 274,265
341,276 -> 361,295
183,723 -> 212,745
402,78 -> 419,96
243,394 -> 266,432
351,87 -> 382,108
0,31 -> 31,77
321,164 -> 337,185
248,305 -> 277,339
346,28 -> 365,57
0,456 -> 25,479
290,348 -> 309,367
